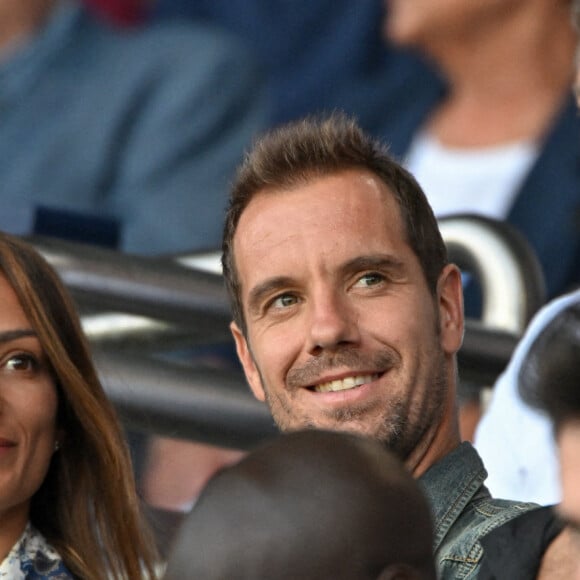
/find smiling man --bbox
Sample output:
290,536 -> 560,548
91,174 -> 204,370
221,114 -> 537,578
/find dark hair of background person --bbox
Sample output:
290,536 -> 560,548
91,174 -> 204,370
221,114 -> 448,334
165,429 -> 436,580
0,232 -> 158,579
519,303 -> 580,431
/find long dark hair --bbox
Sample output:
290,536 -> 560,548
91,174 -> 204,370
0,232 -> 158,579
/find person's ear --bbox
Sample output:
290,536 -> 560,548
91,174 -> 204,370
230,321 -> 266,402
436,264 -> 464,355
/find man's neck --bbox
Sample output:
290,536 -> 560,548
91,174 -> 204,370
423,4 -> 576,147
406,385 -> 462,478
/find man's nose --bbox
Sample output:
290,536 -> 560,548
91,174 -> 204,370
306,291 -> 360,355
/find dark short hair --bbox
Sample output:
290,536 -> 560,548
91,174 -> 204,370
519,301 -> 580,430
222,114 -> 448,333
166,430 -> 436,580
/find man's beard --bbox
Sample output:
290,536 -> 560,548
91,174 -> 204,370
258,346 -> 449,463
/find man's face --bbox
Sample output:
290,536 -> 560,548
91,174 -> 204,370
230,170 -> 463,465
557,419 -> 580,577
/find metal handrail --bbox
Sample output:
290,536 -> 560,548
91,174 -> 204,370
94,348 -> 277,449
30,235 -> 231,330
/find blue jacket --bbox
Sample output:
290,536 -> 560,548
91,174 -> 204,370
154,0 -> 580,300
0,2 -> 266,254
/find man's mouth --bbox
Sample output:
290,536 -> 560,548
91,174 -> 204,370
312,373 -> 380,393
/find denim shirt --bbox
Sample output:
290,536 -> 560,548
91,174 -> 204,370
419,442 -> 538,579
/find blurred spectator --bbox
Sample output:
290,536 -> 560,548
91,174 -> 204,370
384,0 -> 580,304
521,300 -> 580,577
475,0 -> 580,505
476,296 -> 580,580
474,291 -> 580,504
165,430 -> 437,580
0,0 -> 266,255
153,0 -> 580,305
151,0 -> 430,134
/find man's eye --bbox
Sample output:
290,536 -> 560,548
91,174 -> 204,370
4,354 -> 38,372
270,294 -> 298,309
354,273 -> 384,287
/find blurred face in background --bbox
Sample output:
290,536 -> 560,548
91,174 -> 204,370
383,0 -> 528,49
555,5 -> 580,576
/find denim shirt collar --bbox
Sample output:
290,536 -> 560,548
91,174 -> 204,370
419,442 -> 488,551
0,1 -> 81,106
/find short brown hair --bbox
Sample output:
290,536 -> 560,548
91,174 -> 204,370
222,114 -> 448,333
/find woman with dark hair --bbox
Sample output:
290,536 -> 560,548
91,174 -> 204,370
0,232 -> 158,579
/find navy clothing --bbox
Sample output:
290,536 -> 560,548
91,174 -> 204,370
0,1 -> 266,255
154,0 -> 580,301
152,0 -> 431,133
419,443 -> 538,579
385,89 -> 580,304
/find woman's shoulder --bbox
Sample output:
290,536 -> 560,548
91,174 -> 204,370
0,523 -> 74,579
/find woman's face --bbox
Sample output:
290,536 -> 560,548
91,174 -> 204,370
0,274 -> 59,532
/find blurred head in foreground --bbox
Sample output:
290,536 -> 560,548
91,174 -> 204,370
165,430 -> 436,580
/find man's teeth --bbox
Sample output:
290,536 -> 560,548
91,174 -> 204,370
314,374 -> 378,393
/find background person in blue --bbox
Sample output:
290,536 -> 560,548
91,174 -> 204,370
154,0 -> 580,305
0,0 -> 266,255
165,431 -> 437,580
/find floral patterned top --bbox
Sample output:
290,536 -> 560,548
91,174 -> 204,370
0,523 -> 73,579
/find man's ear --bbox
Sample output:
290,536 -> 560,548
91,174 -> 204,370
437,264 -> 464,355
230,321 -> 266,402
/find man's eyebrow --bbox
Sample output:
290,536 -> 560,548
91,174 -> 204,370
0,329 -> 37,344
247,276 -> 296,315
340,254 -> 406,277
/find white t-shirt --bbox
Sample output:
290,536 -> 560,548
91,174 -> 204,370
406,131 -> 539,218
